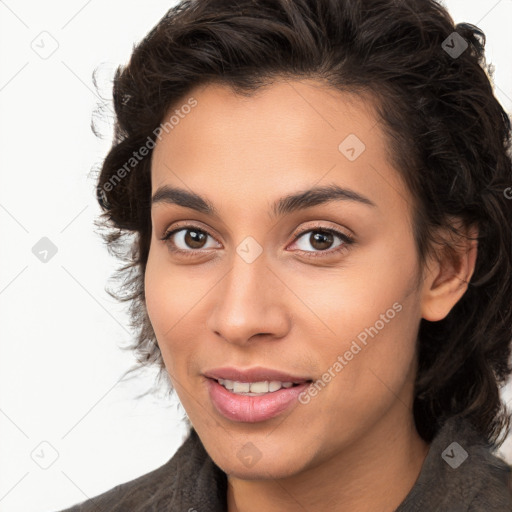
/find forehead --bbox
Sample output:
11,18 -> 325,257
150,79 -> 411,217
153,78 -> 378,156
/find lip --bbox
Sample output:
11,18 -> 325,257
206,377 -> 311,423
203,366 -> 311,383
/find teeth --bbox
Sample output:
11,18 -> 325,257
223,379 -> 234,390
218,379 -> 297,395
249,381 -> 269,393
233,382 -> 250,393
268,381 -> 282,392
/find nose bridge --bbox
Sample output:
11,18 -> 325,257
207,246 -> 289,344
227,249 -> 269,306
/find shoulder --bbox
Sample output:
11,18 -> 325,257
443,416 -> 512,510
397,415 -> 512,511
54,440 -> 187,512
55,428 -> 227,512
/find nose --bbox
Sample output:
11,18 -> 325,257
206,250 -> 291,346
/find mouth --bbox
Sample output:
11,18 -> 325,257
205,375 -> 314,423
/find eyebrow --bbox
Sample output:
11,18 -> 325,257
151,183 -> 377,219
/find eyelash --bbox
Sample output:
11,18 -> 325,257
159,223 -> 355,259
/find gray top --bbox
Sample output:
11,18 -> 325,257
56,415 -> 512,511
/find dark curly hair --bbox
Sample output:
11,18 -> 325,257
92,0 -> 512,446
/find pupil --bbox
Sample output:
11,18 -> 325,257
311,231 -> 333,250
185,230 -> 206,248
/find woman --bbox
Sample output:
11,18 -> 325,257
58,0 -> 512,510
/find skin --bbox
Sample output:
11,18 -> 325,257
145,79 -> 478,512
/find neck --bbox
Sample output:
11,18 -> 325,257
226,410 -> 430,512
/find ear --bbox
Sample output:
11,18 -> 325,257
421,221 -> 478,322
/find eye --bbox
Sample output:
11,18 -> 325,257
289,227 -> 354,258
160,223 -> 355,259
160,226 -> 220,254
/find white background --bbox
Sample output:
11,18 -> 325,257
1,1 -> 511,511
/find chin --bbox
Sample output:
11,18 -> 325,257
207,438 -> 313,481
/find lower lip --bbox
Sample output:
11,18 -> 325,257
206,378 -> 311,423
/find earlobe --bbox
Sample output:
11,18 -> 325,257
421,223 -> 478,322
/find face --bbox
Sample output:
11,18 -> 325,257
145,79 -> 427,479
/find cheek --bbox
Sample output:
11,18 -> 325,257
293,231 -> 420,346
298,234 -> 422,399
144,249 -> 186,370
144,247 -> 194,331
144,247 -> 213,377
357,245 -> 420,368
144,250 -> 168,333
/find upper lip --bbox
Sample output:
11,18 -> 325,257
203,366 -> 311,384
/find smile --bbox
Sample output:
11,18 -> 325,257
207,378 -> 312,422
